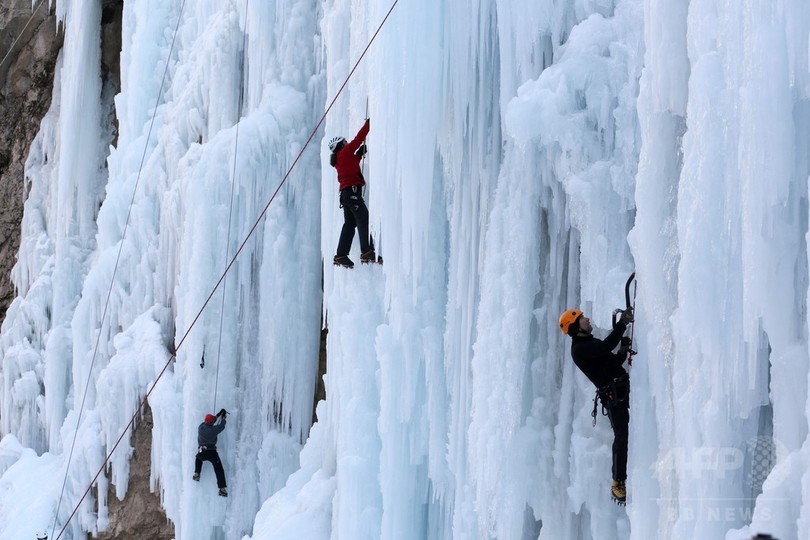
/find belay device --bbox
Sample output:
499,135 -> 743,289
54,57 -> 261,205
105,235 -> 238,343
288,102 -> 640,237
612,272 -> 637,365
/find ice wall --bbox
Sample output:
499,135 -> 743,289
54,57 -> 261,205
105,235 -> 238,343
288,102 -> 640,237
2,0 -> 324,538
260,0 -> 643,539
633,1 -> 810,539
1,0 -> 810,539
252,0 -> 810,538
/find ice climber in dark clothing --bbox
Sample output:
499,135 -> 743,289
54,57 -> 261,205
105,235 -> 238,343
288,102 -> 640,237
328,118 -> 377,268
193,409 -> 228,497
559,307 -> 634,505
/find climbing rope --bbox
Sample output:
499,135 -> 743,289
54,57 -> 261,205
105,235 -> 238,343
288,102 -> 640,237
0,0 -> 47,72
54,0 -> 400,537
51,0 -> 188,537
210,0 -> 251,412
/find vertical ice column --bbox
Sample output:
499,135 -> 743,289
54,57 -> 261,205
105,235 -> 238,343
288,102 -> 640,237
628,0 -> 688,536
364,0 -> 450,537
666,1 -> 802,538
43,0 -> 105,451
426,0 -> 504,536
730,1 -> 810,538
319,2 -> 384,539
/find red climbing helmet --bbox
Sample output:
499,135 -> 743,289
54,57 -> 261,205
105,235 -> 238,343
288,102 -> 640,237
204,414 -> 216,425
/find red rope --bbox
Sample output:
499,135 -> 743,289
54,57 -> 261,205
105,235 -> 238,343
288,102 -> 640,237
55,1 -> 399,537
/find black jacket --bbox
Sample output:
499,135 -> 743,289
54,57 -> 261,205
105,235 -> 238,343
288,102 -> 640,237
197,418 -> 226,448
571,321 -> 629,389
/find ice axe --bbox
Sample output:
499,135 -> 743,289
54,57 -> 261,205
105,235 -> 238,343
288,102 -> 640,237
612,272 -> 637,364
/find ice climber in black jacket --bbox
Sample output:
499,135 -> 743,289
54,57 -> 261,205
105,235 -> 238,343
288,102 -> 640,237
559,307 -> 633,505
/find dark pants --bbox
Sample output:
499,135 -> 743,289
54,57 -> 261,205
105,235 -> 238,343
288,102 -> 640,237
195,448 -> 226,488
607,400 -> 629,482
336,186 -> 371,256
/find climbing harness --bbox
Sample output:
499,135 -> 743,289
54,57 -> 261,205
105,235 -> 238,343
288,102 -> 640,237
591,374 -> 630,427
55,0 -> 401,537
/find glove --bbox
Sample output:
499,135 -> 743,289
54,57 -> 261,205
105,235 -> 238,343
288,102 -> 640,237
619,336 -> 632,355
619,307 -> 634,325
218,408 -> 228,417
355,143 -> 367,157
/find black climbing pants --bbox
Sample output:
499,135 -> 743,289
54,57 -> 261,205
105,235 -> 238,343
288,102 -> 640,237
607,399 -> 629,482
195,447 -> 227,488
599,376 -> 629,482
336,186 -> 371,256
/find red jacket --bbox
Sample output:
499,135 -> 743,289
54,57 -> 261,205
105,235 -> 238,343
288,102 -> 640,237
332,119 -> 369,191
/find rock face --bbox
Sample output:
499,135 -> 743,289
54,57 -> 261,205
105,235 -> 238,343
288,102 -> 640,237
96,406 -> 175,540
0,0 -> 61,322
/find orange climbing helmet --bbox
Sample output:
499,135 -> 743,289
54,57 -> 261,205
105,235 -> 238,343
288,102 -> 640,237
559,309 -> 583,335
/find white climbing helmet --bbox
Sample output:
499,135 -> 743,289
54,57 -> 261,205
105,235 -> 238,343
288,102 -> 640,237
328,136 -> 346,152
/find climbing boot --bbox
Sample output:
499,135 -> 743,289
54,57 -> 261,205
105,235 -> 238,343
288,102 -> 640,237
611,480 -> 626,505
192,472 -> 200,481
333,255 -> 354,268
360,249 -> 377,264
219,487 -> 228,497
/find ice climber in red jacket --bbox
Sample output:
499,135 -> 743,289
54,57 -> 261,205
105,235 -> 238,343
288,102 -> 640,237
328,118 -> 377,268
